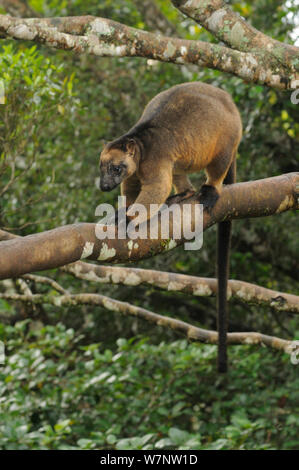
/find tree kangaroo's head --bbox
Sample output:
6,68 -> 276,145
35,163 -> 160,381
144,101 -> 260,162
99,138 -> 138,192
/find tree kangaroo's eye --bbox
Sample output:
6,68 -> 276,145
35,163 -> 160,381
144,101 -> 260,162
111,165 -> 122,175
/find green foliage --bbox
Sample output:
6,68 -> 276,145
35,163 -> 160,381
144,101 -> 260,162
0,322 -> 298,450
0,43 -> 75,230
0,0 -> 298,451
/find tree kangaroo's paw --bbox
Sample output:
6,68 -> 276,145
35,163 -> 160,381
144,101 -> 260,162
198,184 -> 220,212
167,189 -> 196,204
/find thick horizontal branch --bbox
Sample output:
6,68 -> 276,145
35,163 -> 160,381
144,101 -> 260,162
0,173 -> 298,280
2,229 -> 297,313
63,262 -> 299,314
0,291 -> 294,354
0,14 -> 298,89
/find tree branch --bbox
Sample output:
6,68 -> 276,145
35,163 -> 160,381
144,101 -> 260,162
22,273 -> 68,295
63,262 -> 299,314
0,173 -> 298,280
0,13 -> 298,89
172,1 -> 298,57
0,291 -> 294,354
2,229 -> 297,313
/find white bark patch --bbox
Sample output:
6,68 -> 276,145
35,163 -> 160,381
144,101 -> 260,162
276,195 -> 292,213
246,55 -> 258,66
244,336 -> 259,345
168,281 -> 185,292
259,70 -> 267,82
163,42 -> 176,59
128,240 -> 133,251
165,239 -> 177,251
239,63 -> 253,79
71,263 -> 82,275
184,0 -> 199,10
82,270 -> 104,282
102,298 -> 118,311
98,243 -> 116,261
81,242 -> 94,259
230,22 -> 246,45
236,287 -> 251,301
91,43 -> 127,57
91,44 -> 106,55
115,45 -> 127,56
290,77 -> 299,89
90,19 -> 114,36
225,57 -> 232,69
180,46 -> 187,56
207,9 -> 227,33
270,75 -> 281,86
123,272 -> 141,286
187,326 -> 200,340
53,297 -> 62,307
10,24 -> 35,40
193,284 -> 212,296
111,271 -> 122,283
134,243 -> 139,250
285,342 -> 295,355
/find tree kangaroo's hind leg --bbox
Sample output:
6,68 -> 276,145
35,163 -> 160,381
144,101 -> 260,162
167,174 -> 195,204
199,149 -> 235,211
173,174 -> 195,195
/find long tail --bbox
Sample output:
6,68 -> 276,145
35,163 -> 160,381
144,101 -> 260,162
216,156 -> 236,373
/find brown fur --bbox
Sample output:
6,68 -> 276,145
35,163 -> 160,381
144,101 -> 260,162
99,82 -> 242,218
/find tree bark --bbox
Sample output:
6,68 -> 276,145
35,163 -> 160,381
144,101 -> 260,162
0,291 -> 294,354
0,173 -> 298,280
0,12 -> 297,89
63,262 -> 299,314
1,229 -> 297,314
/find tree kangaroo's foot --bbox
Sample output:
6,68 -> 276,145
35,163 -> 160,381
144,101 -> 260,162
166,189 -> 196,205
198,184 -> 220,212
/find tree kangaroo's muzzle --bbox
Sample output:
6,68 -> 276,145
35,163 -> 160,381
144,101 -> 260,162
100,167 -> 123,192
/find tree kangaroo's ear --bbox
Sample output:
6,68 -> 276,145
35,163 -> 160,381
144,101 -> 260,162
125,138 -> 136,157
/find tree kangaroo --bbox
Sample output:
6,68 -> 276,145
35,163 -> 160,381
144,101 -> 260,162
99,82 -> 242,372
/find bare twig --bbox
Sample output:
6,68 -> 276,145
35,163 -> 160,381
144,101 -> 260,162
22,273 -> 68,295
